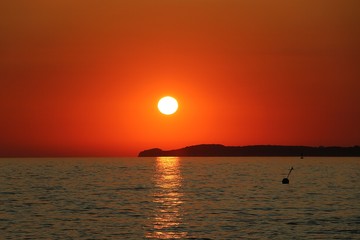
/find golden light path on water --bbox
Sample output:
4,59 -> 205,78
146,157 -> 187,239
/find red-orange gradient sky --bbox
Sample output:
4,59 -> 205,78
1,1 -> 360,157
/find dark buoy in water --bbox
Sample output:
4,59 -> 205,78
282,178 -> 289,184
282,167 -> 294,184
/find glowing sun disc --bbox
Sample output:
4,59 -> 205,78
158,96 -> 178,115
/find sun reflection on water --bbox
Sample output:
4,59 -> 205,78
146,157 -> 187,239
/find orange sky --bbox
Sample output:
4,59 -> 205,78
1,0 -> 360,156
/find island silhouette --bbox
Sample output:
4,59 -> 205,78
138,144 -> 360,157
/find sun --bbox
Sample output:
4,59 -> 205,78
158,96 -> 178,115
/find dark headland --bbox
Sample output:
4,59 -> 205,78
138,144 -> 360,157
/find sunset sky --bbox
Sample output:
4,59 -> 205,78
1,0 -> 359,157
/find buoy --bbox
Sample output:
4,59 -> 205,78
282,167 -> 294,184
282,178 -> 289,184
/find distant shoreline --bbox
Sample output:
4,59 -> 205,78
138,144 -> 360,157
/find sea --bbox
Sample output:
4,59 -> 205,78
0,157 -> 359,239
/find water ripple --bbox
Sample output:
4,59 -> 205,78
0,157 -> 359,239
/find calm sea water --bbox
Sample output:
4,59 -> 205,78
0,157 -> 359,239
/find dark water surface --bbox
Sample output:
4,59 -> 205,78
1,157 -> 359,239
